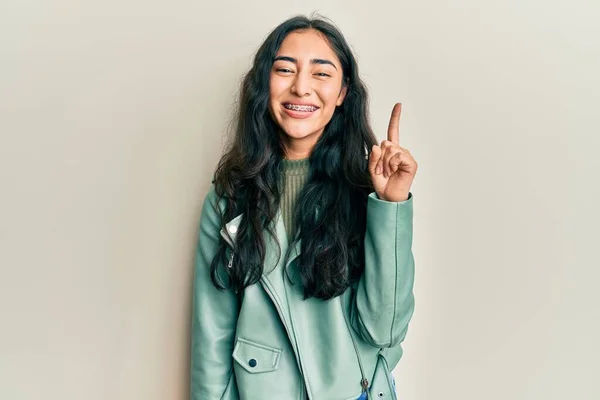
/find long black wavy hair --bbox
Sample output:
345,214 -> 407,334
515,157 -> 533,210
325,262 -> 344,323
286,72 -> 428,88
210,14 -> 378,300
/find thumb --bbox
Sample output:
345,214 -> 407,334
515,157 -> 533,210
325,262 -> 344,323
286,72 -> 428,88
368,144 -> 382,175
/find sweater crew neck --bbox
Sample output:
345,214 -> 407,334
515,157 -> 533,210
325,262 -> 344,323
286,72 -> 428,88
282,157 -> 310,176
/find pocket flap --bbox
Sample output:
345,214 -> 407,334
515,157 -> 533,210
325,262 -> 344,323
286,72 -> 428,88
233,338 -> 282,374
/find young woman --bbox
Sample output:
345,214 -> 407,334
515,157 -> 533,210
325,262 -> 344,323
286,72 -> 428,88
190,15 -> 418,400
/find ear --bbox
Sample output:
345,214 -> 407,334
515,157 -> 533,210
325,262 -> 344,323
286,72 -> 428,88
336,83 -> 348,106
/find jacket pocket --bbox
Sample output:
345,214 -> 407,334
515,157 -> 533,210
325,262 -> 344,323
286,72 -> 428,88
232,337 -> 282,374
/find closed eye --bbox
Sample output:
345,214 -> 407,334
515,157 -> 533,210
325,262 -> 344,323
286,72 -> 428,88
275,68 -> 330,77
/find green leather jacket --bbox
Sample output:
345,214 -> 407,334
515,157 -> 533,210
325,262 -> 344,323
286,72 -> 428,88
190,184 -> 415,400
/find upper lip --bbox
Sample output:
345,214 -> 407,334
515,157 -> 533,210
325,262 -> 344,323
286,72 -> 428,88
283,102 -> 320,108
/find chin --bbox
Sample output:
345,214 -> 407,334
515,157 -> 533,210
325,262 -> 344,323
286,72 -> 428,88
281,128 -> 317,139
280,121 -> 322,137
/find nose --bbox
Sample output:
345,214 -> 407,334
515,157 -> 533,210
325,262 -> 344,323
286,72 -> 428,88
291,71 -> 311,97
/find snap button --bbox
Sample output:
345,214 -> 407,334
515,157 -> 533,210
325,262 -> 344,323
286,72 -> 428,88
228,225 -> 238,234
378,392 -> 384,397
248,358 -> 257,368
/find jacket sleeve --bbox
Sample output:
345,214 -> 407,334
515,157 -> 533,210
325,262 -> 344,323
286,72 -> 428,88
348,191 -> 416,348
190,185 -> 240,399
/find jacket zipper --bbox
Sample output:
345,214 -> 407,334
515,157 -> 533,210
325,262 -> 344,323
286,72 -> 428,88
341,296 -> 371,398
227,250 -> 234,269
221,226 -> 236,270
260,278 -> 310,399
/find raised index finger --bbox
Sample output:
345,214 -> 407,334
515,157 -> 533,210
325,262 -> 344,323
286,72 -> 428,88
387,102 -> 402,144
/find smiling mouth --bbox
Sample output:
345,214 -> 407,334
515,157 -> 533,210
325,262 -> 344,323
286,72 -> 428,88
283,103 -> 319,112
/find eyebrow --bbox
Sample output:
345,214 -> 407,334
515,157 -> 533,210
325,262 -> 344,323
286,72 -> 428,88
273,56 -> 338,70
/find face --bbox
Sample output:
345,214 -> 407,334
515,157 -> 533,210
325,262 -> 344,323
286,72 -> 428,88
269,29 -> 347,157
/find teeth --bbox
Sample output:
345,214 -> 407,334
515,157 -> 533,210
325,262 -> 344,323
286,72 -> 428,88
284,104 -> 317,112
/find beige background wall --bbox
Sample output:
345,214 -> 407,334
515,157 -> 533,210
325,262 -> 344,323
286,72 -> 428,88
1,0 -> 598,399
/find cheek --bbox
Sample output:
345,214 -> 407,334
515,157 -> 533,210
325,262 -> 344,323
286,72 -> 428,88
269,76 -> 287,99
320,84 -> 343,107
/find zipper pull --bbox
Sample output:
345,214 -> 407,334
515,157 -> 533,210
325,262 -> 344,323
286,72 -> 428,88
361,378 -> 369,392
227,251 -> 234,269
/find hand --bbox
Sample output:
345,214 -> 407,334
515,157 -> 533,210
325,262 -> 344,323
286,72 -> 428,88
368,103 -> 418,202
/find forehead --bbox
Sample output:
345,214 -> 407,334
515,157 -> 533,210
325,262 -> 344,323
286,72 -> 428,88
276,30 -> 341,67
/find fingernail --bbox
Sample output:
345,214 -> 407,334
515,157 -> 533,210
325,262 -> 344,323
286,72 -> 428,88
376,165 -> 382,174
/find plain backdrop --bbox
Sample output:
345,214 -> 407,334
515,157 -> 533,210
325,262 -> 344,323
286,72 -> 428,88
1,0 -> 599,399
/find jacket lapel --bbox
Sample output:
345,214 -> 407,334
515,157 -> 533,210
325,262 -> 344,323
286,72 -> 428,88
219,207 -> 305,352
219,208 -> 302,276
